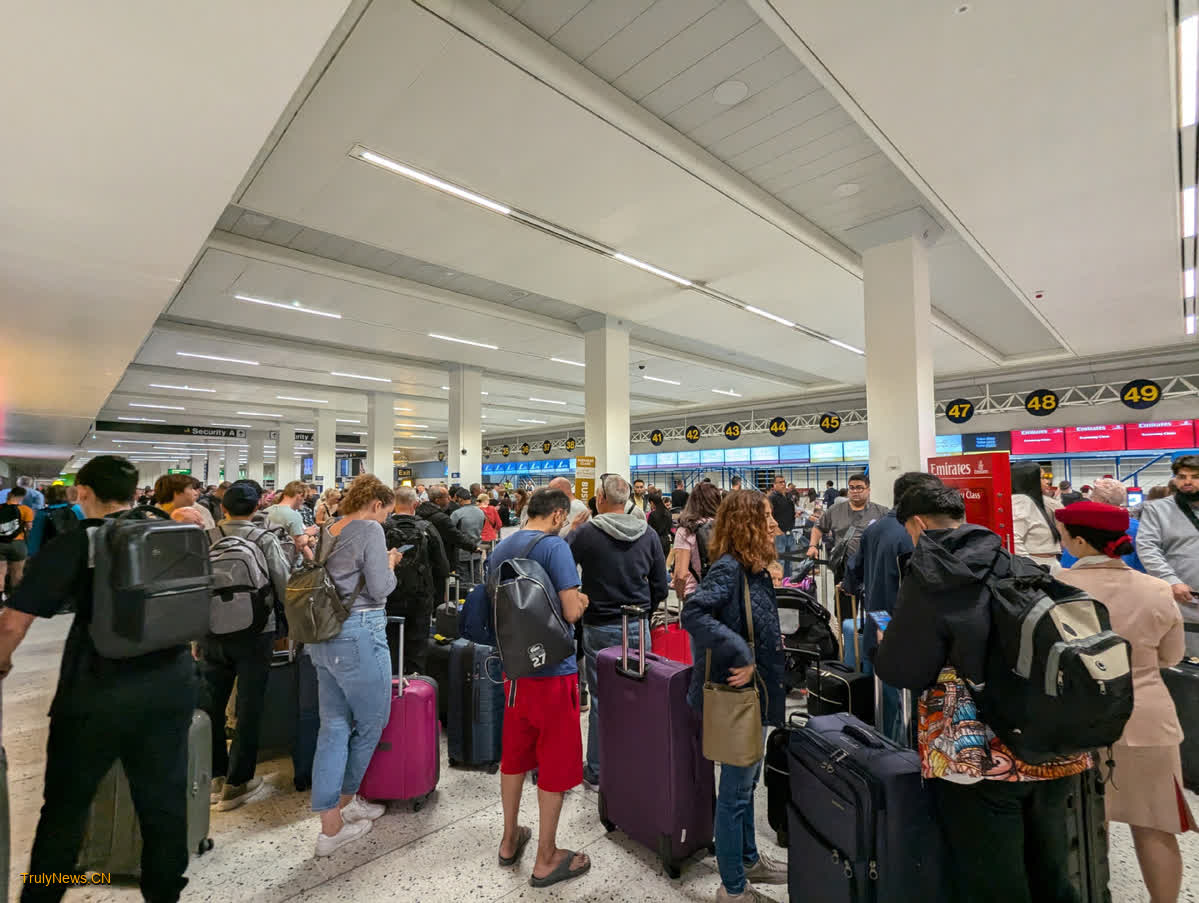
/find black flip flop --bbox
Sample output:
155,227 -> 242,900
528,850 -> 591,887
498,826 -> 532,867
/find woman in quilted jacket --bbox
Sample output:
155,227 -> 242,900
682,489 -> 786,902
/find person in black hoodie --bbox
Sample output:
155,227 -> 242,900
567,474 -> 669,789
646,489 -> 673,558
874,483 -> 1092,903
415,486 -> 477,600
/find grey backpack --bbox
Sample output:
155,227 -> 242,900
206,526 -> 272,637
487,533 -> 574,679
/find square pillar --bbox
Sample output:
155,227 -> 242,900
582,315 -> 631,481
246,432 -> 266,484
225,443 -> 241,482
863,236 -> 936,507
275,424 -> 297,487
447,367 -> 482,487
190,454 -> 206,480
314,408 -> 337,490
206,450 -> 221,486
366,393 -> 394,480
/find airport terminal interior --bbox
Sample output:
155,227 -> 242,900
4,0 -> 1199,900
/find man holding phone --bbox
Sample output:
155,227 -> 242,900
384,486 -> 449,673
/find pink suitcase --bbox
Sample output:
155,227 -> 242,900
359,616 -> 440,810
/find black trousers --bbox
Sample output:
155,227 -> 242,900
197,632 -> 274,786
386,594 -> 433,674
931,776 -> 1080,903
23,659 -> 195,903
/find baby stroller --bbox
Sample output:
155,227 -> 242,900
776,578 -> 838,691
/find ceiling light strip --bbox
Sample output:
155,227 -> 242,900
428,333 -> 499,350
177,351 -> 259,365
528,397 -> 567,405
276,395 -> 329,404
331,371 -> 392,383
234,294 -> 341,319
149,383 -> 215,393
346,144 -> 862,356
130,403 -> 184,410
642,375 -> 681,386
551,357 -> 585,367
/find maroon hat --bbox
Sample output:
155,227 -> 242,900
1054,500 -> 1129,533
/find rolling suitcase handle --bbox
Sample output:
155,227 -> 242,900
387,615 -> 407,695
618,604 -> 649,680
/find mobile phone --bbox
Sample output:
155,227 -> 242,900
395,544 -> 415,555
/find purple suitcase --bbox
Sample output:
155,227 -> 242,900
597,606 -> 714,878
359,616 -> 440,809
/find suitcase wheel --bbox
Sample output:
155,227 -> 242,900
448,757 -> 460,768
197,837 -> 214,856
597,791 -> 615,833
775,830 -> 788,849
657,836 -> 680,880
486,763 -> 499,775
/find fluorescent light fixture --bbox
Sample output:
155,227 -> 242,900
119,416 -> 166,423
1185,186 -> 1196,238
428,333 -> 499,350
352,431 -> 369,435
211,423 -> 252,428
149,383 -> 214,393
551,357 -> 585,367
395,422 -> 430,429
331,371 -> 392,383
350,146 -> 513,216
711,388 -> 742,398
337,418 -> 362,424
1188,269 -> 1196,299
130,402 -> 184,410
236,411 -> 282,418
828,338 -> 865,355
176,351 -> 259,366
529,397 -> 567,405
276,395 -> 329,404
611,252 -> 692,286
744,305 -> 796,328
405,434 -> 438,440
1188,313 -> 1197,335
517,418 -> 547,424
235,294 -> 341,319
1182,15 -> 1198,127
394,407 -> 413,413
481,391 -> 489,395
643,375 -> 681,386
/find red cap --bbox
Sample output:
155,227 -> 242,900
1053,500 -> 1129,533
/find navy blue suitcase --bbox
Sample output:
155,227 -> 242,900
446,638 -> 503,771
786,712 -> 947,903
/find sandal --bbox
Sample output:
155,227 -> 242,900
528,850 -> 590,887
498,826 -> 532,867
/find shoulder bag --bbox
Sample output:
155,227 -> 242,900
702,571 -> 765,766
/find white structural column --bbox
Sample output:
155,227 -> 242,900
863,235 -> 936,507
314,408 -> 336,490
582,315 -> 631,481
205,450 -> 221,486
246,432 -> 266,484
190,454 -> 206,480
225,442 -> 241,482
366,392 -> 394,481
447,366 -> 482,487
275,425 -> 297,487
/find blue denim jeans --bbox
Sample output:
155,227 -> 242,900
715,728 -> 767,895
582,621 -> 640,784
774,533 -> 796,579
306,609 -> 392,811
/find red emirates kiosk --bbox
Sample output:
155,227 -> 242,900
927,451 -> 1014,552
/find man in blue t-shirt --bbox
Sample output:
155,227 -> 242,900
488,488 -> 592,889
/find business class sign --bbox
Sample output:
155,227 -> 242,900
927,451 -> 1014,553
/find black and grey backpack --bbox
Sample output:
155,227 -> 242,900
206,525 -> 273,637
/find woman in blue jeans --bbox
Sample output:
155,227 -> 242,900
306,474 -> 402,857
681,489 -> 787,902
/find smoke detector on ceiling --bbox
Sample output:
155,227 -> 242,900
713,80 -> 750,106
241,213 -> 271,227
835,182 -> 862,198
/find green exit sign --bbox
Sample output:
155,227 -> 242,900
167,468 -> 191,475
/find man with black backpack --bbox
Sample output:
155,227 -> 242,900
384,485 -> 449,673
874,482 -> 1118,902
0,455 -> 198,903
199,482 -> 292,811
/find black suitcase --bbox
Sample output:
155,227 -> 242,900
425,637 -> 452,725
434,602 -> 460,641
256,650 -> 299,758
1162,655 -> 1199,792
805,660 -> 874,723
446,638 -> 503,770
765,715 -> 804,847
786,712 -> 946,903
1053,769 -> 1112,903
293,648 -> 319,791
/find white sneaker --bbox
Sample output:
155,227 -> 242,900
743,850 -> 788,885
314,818 -> 373,857
341,795 -> 386,823
209,777 -> 225,806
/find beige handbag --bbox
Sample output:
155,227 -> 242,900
702,573 -> 765,767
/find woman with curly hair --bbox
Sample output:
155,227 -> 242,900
681,489 -> 786,901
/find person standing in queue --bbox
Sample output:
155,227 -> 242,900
0,456 -> 196,902
306,474 -> 402,857
681,489 -> 786,901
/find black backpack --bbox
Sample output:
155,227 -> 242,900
971,554 -> 1134,764
487,533 -> 574,679
384,515 -> 432,608
0,504 -> 24,542
827,526 -> 857,582
689,520 -> 715,583
42,506 -> 80,547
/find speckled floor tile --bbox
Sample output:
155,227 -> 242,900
6,616 -> 1199,902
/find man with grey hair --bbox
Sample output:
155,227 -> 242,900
0,475 -> 44,510
521,477 -> 590,535
1061,477 -> 1144,574
566,473 -> 669,789
385,485 -> 449,672
415,485 -> 477,603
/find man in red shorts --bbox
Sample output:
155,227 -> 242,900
487,488 -> 591,888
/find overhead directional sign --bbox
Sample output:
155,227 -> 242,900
520,442 -> 531,456
944,398 -> 975,425
542,440 -> 553,454
723,421 -> 742,441
1024,389 -> 1059,417
96,421 -> 246,439
819,413 -> 841,434
501,445 -> 511,457
649,429 -> 665,446
684,425 -> 701,444
768,417 -> 789,438
1120,378 -> 1161,410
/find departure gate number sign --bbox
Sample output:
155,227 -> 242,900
768,417 -> 789,438
649,429 -> 665,447
1120,379 -> 1161,410
723,421 -> 742,441
945,398 -> 975,424
501,445 -> 510,457
520,443 -> 530,456
564,437 -> 577,452
684,425 -> 701,444
541,440 -> 552,454
819,413 -> 841,434
1024,389 -> 1059,417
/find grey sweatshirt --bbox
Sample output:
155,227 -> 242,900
1136,496 -> 1199,654
322,519 -> 397,613
450,505 -> 486,561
